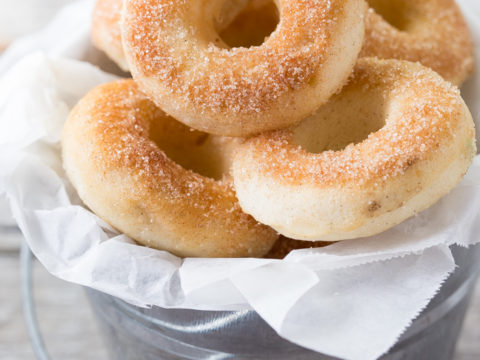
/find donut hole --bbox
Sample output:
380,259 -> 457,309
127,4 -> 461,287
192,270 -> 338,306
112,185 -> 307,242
293,87 -> 387,153
215,0 -> 279,48
367,0 -> 418,31
149,118 -> 236,181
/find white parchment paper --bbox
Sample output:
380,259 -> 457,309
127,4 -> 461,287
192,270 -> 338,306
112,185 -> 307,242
1,1 -> 480,360
0,0 -> 78,48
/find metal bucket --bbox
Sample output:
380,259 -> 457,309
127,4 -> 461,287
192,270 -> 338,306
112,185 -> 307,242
85,244 -> 480,360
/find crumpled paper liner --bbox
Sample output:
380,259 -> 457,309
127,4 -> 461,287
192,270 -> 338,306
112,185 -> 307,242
1,1 -> 480,360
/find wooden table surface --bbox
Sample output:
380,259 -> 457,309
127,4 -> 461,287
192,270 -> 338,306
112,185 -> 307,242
1,230 -> 479,360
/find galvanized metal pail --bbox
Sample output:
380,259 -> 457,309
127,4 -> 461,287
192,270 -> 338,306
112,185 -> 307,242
86,244 -> 480,360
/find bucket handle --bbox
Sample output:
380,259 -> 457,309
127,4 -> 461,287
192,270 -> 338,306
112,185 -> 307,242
20,241 -> 52,360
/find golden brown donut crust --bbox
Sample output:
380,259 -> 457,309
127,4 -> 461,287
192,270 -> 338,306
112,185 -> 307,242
361,0 -> 474,85
62,79 -> 278,258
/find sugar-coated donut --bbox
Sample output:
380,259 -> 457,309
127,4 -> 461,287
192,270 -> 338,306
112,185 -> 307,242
122,0 -> 367,136
62,80 -> 278,258
232,58 -> 476,241
361,0 -> 474,85
91,0 -> 129,72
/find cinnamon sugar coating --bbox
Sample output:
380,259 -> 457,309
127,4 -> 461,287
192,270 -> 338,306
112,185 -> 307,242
361,0 -> 474,85
122,0 -> 367,136
62,80 -> 278,258
233,58 -> 476,241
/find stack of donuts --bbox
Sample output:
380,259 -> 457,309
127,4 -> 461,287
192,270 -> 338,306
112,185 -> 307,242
62,0 -> 476,258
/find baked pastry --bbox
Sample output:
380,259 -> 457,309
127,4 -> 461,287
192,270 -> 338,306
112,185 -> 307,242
122,0 -> 367,136
62,79 -> 278,257
361,0 -> 474,85
232,58 -> 476,240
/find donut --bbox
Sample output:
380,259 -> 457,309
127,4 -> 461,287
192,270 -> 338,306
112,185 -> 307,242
62,79 -> 278,258
122,0 -> 367,136
232,58 -> 476,241
265,236 -> 330,259
361,0 -> 474,85
91,0 -> 129,72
